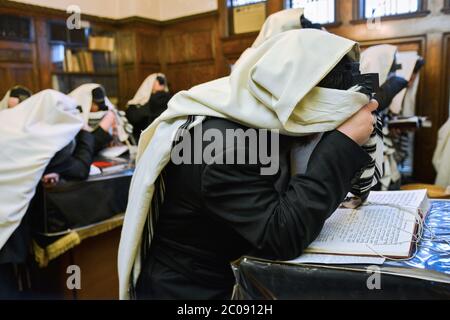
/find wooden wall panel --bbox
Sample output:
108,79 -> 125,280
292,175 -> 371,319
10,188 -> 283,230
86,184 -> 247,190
138,34 -> 160,65
188,30 -> 214,62
120,66 -> 137,103
165,64 -> 191,93
165,34 -> 189,64
190,62 -> 217,84
160,14 -> 219,92
0,39 -> 39,97
0,63 -> 37,97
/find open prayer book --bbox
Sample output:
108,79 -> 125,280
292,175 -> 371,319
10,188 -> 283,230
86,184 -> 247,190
304,190 -> 430,259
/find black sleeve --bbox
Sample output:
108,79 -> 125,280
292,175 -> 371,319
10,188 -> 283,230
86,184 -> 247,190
126,104 -> 151,126
148,92 -> 171,124
56,130 -> 95,180
201,130 -> 371,261
375,76 -> 409,111
92,126 -> 113,153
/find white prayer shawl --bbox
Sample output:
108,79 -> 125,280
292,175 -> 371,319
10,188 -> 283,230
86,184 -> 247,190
402,72 -> 420,117
69,83 -> 129,143
0,90 -> 11,111
0,89 -> 83,250
390,51 -> 421,115
118,29 -> 373,299
252,8 -> 304,48
433,118 -> 450,188
127,73 -> 168,107
360,44 -> 397,86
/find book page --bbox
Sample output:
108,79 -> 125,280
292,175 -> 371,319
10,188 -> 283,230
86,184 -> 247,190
287,253 -> 385,265
305,205 -> 417,257
367,189 -> 427,209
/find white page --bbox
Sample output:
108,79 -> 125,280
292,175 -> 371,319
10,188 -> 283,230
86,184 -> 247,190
305,205 -> 417,257
99,145 -> 129,159
367,189 -> 427,209
287,253 -> 385,265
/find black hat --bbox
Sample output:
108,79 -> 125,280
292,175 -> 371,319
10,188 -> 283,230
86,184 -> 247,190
300,15 -> 322,30
10,86 -> 32,102
156,75 -> 166,86
92,86 -> 108,111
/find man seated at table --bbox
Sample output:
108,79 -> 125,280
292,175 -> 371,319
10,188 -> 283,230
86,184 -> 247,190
70,84 -> 134,153
0,89 -> 86,298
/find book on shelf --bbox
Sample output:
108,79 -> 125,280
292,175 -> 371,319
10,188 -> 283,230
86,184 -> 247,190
304,190 -> 430,259
62,49 -> 115,73
88,36 -> 115,52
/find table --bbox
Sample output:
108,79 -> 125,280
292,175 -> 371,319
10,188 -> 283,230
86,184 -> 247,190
27,167 -> 133,299
231,200 -> 450,300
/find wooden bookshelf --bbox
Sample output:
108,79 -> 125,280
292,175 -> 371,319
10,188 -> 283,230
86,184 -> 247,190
48,21 -> 119,103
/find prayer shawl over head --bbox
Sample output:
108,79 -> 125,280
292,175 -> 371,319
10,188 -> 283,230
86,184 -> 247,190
118,28 -> 383,299
0,89 -> 83,250
69,83 -> 131,143
392,51 -> 421,116
360,44 -> 397,86
0,90 -> 11,111
127,73 -> 169,107
433,118 -> 450,188
361,44 -> 403,190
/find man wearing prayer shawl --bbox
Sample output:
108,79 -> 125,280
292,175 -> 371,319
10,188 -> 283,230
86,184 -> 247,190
0,86 -> 32,111
0,89 -> 84,298
125,73 -> 171,141
69,84 -> 135,152
118,10 -> 381,300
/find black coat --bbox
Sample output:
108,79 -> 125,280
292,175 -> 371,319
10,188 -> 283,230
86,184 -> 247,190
135,117 -> 371,300
375,76 -> 409,112
46,130 -> 96,180
126,91 -> 172,140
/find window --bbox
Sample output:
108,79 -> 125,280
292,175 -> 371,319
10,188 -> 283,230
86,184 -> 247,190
287,0 -> 336,24
362,0 -> 422,18
227,0 -> 267,34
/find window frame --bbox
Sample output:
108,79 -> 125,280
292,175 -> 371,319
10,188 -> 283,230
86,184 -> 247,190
285,0 -> 341,28
352,0 -> 430,23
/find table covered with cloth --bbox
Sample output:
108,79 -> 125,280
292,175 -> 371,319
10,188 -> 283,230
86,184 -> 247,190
231,200 -> 450,299
31,168 -> 133,267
